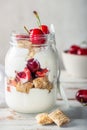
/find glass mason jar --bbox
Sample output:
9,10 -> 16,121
5,32 -> 60,113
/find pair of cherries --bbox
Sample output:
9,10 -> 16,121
29,25 -> 49,44
29,11 -> 49,44
68,45 -> 87,55
16,25 -> 49,44
16,11 -> 50,44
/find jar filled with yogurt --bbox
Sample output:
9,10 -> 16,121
5,32 -> 60,113
5,11 -> 60,113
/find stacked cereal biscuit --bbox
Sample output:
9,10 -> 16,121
36,109 -> 70,127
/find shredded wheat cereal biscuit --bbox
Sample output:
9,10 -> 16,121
16,82 -> 33,93
36,113 -> 53,125
17,40 -> 32,49
48,109 -> 70,127
17,40 -> 39,58
33,77 -> 53,91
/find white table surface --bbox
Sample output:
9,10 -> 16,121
0,65 -> 87,130
0,101 -> 87,130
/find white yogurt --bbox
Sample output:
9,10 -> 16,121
5,47 -> 28,77
5,41 -> 58,113
5,87 -> 56,113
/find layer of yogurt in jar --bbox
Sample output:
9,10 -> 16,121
5,33 -> 58,113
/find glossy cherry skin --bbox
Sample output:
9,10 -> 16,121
29,28 -> 46,44
76,89 -> 87,104
40,25 -> 49,34
27,58 -> 40,72
68,45 -> 80,54
77,48 -> 87,55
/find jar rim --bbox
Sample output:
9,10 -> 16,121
10,31 -> 55,47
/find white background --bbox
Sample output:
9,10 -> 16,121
0,0 -> 87,68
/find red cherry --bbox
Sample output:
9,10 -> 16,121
77,48 -> 87,55
36,68 -> 48,77
29,28 -> 46,44
17,72 -> 26,78
27,58 -> 40,72
68,45 -> 80,54
15,67 -> 32,83
76,90 -> 87,104
40,25 -> 49,34
33,11 -> 49,34
24,67 -> 32,80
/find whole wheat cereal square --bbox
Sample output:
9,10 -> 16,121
48,109 -> 70,127
16,82 -> 33,93
33,77 -> 48,89
17,40 -> 32,48
36,113 -> 53,125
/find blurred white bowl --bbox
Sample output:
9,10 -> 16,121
62,51 -> 87,78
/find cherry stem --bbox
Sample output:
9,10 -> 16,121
24,26 -> 30,34
81,98 -> 83,103
33,11 -> 41,27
